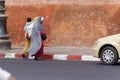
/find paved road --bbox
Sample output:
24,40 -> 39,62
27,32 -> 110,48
0,59 -> 120,80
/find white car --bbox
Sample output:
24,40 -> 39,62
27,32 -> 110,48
93,34 -> 120,65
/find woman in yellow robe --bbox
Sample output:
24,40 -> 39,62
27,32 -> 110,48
22,18 -> 32,58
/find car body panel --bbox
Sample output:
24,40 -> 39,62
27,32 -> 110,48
93,34 -> 120,58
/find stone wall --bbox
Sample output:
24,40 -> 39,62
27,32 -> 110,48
5,0 -> 120,47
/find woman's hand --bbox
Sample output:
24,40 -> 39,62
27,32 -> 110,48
25,32 -> 31,39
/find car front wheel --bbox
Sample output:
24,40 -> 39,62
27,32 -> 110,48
100,46 -> 118,65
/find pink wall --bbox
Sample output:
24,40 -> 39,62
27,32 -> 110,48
5,0 -> 120,47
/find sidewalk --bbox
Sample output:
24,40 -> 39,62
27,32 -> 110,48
0,46 -> 100,61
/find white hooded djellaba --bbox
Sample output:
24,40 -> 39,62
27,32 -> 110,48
28,16 -> 44,56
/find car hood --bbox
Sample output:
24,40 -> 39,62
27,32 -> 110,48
98,34 -> 120,42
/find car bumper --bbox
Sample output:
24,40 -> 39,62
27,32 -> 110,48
93,46 -> 100,58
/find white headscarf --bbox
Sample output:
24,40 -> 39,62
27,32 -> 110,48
41,16 -> 44,22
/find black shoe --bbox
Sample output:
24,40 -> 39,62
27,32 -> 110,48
34,56 -> 43,60
22,54 -> 25,58
34,56 -> 39,60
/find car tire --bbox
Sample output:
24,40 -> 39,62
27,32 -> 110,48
100,46 -> 118,65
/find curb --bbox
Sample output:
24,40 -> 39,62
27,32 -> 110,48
0,53 -> 100,61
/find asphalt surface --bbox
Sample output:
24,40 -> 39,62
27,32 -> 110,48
1,58 -> 120,80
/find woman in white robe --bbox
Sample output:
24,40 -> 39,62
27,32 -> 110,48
28,16 -> 44,60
